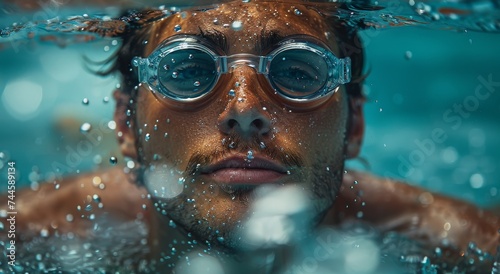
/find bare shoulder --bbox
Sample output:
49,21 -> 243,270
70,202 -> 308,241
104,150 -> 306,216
329,170 -> 500,256
0,167 -> 149,240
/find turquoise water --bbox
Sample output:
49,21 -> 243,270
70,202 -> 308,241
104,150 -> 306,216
0,0 -> 500,272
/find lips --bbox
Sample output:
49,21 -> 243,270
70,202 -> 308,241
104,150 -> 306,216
199,155 -> 288,184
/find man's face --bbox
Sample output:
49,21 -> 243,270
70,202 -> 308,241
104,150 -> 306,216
120,1 -> 361,249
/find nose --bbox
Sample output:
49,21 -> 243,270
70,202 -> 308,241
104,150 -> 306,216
217,68 -> 272,139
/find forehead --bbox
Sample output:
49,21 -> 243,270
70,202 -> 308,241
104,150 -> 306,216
145,1 -> 339,55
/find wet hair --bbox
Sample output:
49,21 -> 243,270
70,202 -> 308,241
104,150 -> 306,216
101,8 -> 365,99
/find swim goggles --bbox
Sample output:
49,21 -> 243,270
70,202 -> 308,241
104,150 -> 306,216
132,35 -> 351,103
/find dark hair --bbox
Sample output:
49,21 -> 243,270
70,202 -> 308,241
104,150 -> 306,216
102,8 -> 365,99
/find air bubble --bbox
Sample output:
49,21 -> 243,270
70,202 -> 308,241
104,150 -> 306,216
213,19 -> 219,25
172,72 -> 178,78
109,157 -> 118,165
103,96 -> 109,103
228,89 -> 235,97
194,81 -> 201,87
174,25 -> 182,32
294,8 -> 302,15
405,51 -> 413,60
145,133 -> 151,141
169,220 -> 177,228
231,21 -> 243,31
246,150 -> 254,161
80,123 -> 92,133
82,98 -> 89,105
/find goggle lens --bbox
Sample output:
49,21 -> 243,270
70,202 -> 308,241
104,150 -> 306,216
269,49 -> 328,99
158,49 -> 218,99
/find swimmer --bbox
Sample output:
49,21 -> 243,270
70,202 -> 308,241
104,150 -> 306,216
1,1 -> 499,273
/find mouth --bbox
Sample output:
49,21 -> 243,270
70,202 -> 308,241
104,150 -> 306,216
199,154 -> 289,185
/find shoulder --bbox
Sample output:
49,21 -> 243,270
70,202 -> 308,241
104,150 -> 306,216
0,167 -> 150,240
327,170 -> 500,258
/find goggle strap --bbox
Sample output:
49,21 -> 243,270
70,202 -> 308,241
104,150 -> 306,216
338,57 -> 352,84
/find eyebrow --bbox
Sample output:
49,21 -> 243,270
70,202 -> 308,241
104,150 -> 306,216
196,28 -> 286,54
257,30 -> 286,53
198,28 -> 229,53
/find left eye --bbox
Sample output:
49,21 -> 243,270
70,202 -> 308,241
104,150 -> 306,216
273,66 -> 316,82
269,49 -> 328,98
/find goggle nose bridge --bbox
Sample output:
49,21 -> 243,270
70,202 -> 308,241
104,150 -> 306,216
219,54 -> 269,74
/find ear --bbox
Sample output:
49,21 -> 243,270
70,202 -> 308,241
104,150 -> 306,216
113,90 -> 137,159
346,97 -> 365,159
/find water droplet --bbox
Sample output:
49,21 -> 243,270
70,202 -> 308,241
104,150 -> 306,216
213,18 -> 219,25
109,157 -> 117,165
228,89 -> 235,97
217,236 -> 225,242
231,21 -> 243,31
169,220 -> 177,228
82,98 -> 89,105
85,204 -> 92,211
435,247 -> 442,257
246,150 -> 254,161
405,51 -> 413,60
237,97 -> 244,102
235,82 -> 240,87
164,133 -> 169,138
294,8 -> 302,15
174,24 -> 182,32
194,81 -> 201,87
188,54 -> 194,60
145,133 -> 151,142
66,214 -> 74,222
242,0 -> 250,2
92,194 -> 101,203
259,142 -> 266,149
103,96 -> 109,103
126,109 -> 131,116
80,122 -> 92,133
40,229 -> 49,237
172,72 -> 178,78
356,211 -> 364,218
89,214 -> 95,220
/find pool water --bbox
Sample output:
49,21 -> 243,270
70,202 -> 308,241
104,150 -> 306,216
0,0 -> 500,272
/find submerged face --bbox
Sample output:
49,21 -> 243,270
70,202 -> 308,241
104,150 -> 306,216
119,1 -> 362,250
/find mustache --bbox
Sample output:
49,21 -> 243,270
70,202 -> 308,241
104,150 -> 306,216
184,134 -> 304,176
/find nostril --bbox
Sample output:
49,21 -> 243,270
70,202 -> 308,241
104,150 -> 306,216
252,119 -> 263,129
227,119 -> 237,129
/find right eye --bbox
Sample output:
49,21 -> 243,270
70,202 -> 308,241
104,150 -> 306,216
158,49 -> 218,99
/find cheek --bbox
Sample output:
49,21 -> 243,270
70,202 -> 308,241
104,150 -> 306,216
289,96 -> 349,159
135,90 -> 221,166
